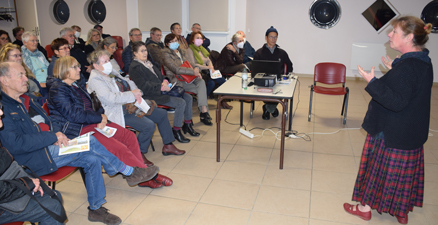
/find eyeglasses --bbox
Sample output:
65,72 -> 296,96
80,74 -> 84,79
268,36 -> 278,40
70,65 -> 80,69
132,34 -> 142,37
109,46 -> 118,50
9,54 -> 22,58
58,47 -> 70,51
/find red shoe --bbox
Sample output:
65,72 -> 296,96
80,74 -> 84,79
343,203 -> 371,221
154,174 -> 173,186
138,179 -> 163,189
395,215 -> 408,224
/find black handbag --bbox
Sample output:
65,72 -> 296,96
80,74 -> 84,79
161,85 -> 185,98
0,147 -> 67,223
89,91 -> 103,112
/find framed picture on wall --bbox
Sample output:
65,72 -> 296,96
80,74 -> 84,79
362,0 -> 399,33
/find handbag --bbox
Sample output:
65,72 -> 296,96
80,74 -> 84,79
125,99 -> 156,117
0,147 -> 67,223
161,85 -> 185,98
174,61 -> 197,84
89,91 -> 103,112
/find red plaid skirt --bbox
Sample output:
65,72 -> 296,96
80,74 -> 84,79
352,133 -> 424,217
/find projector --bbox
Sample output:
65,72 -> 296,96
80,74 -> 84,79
254,73 -> 277,87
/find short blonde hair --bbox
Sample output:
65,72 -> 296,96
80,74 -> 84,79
53,56 -> 78,80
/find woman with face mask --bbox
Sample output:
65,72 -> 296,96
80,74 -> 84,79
186,31 -> 230,109
47,55 -> 169,188
215,33 -> 246,75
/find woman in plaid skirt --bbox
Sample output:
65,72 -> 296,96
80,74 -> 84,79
344,16 -> 433,224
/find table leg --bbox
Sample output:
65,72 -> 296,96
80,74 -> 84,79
288,98 -> 293,131
240,100 -> 243,127
216,96 -> 222,162
280,101 -> 286,169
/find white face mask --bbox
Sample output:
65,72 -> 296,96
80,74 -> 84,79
74,31 -> 80,38
102,62 -> 112,75
237,42 -> 244,49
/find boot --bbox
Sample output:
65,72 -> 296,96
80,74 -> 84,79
88,206 -> 122,225
272,108 -> 279,117
173,129 -> 190,143
182,123 -> 200,136
124,166 -> 159,186
262,104 -> 270,120
141,154 -> 154,167
162,144 -> 186,156
200,112 -> 212,126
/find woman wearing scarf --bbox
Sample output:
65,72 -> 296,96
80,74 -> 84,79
187,31 -> 230,109
84,29 -> 102,55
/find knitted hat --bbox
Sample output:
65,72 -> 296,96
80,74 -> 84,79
265,26 -> 278,36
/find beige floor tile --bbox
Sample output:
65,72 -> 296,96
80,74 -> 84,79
312,170 -> 357,194
273,136 -> 314,152
188,141 -> 234,160
215,161 -> 267,184
269,149 -> 313,169
55,180 -> 88,213
309,219 -> 362,225
310,192 -> 368,224
65,212 -> 101,225
235,131 -> 278,148
150,173 -> 212,202
425,164 -> 438,182
262,165 -> 312,190
104,174 -> 153,194
253,186 -> 310,217
172,155 -> 223,178
313,153 -> 358,174
313,132 -> 354,156
226,145 -> 273,165
248,211 -> 308,225
423,204 -> 438,225
125,195 -> 196,225
369,207 -> 427,225
200,129 -> 241,144
425,149 -> 438,164
185,203 -> 251,225
424,182 -> 438,205
200,179 -> 259,210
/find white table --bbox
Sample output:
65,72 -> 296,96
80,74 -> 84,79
213,74 -> 298,169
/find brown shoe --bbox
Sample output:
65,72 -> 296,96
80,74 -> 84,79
154,174 -> 173,186
221,101 -> 233,109
124,165 -> 159,186
138,179 -> 163,189
162,144 -> 186,156
88,206 -> 122,225
141,154 -> 154,167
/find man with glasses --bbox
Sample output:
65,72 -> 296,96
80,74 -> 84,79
122,28 -> 143,73
254,26 -> 293,120
145,27 -> 164,67
185,23 -> 211,52
60,27 -> 91,80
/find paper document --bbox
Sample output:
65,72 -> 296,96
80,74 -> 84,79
95,126 -> 117,138
59,132 -> 93,155
135,98 -> 151,114
210,70 -> 223,79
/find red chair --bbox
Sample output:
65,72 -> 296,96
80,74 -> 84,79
45,45 -> 54,59
111,36 -> 123,49
41,102 -> 86,189
2,222 -> 25,225
113,49 -> 124,72
308,62 -> 349,124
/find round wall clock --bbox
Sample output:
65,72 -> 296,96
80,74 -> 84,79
88,0 -> 106,24
53,0 -> 70,24
309,0 -> 341,29
421,0 -> 438,33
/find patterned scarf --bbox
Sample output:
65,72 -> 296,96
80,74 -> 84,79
21,45 -> 49,73
189,44 -> 210,65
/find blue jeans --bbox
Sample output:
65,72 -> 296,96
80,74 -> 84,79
48,136 -> 125,210
124,107 -> 175,153
206,77 -> 226,96
0,190 -> 64,225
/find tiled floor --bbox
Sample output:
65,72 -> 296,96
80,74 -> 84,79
44,76 -> 438,224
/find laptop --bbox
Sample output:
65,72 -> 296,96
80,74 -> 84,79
250,60 -> 283,79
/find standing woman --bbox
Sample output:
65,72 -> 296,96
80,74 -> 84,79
84,29 -> 102,55
344,16 -> 433,224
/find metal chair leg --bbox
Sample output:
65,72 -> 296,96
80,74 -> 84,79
343,88 -> 349,124
308,86 -> 314,122
149,140 -> 155,152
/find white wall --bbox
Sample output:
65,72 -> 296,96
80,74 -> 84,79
246,0 -> 438,81
0,0 -> 18,40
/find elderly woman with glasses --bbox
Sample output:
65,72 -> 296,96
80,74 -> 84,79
96,37 -> 121,73
84,29 -> 102,55
0,43 -> 41,99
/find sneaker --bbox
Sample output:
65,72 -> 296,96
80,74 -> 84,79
88,206 -> 121,225
124,165 -> 159,186
166,108 -> 175,113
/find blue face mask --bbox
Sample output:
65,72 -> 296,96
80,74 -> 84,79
169,42 -> 179,50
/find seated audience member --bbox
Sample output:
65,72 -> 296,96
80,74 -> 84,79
21,31 -> 49,98
47,56 -> 168,188
84,29 -> 102,55
162,34 -> 212,126
122,28 -> 143,73
71,25 -> 85,50
47,38 -> 70,79
145,27 -> 164,67
87,50 -> 186,162
12,27 -> 47,60
0,30 -> 11,49
129,41 -> 198,142
60,27 -> 91,80
186,23 -> 211,52
94,24 -> 111,39
236,30 -> 255,64
170,23 -> 188,49
186,31 -> 230,109
0,116 -> 65,225
216,33 -> 246,75
97,37 -> 121,72
0,43 -> 42,99
0,61 -> 159,225
254,26 -> 293,120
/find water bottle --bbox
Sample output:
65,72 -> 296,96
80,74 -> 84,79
242,68 -> 248,90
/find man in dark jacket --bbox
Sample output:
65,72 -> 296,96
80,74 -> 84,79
0,108 -> 65,224
122,28 -> 143,73
237,30 -> 255,64
254,26 -> 293,120
0,62 -> 159,225
145,27 -> 165,67
60,27 -> 91,80
185,23 -> 211,52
